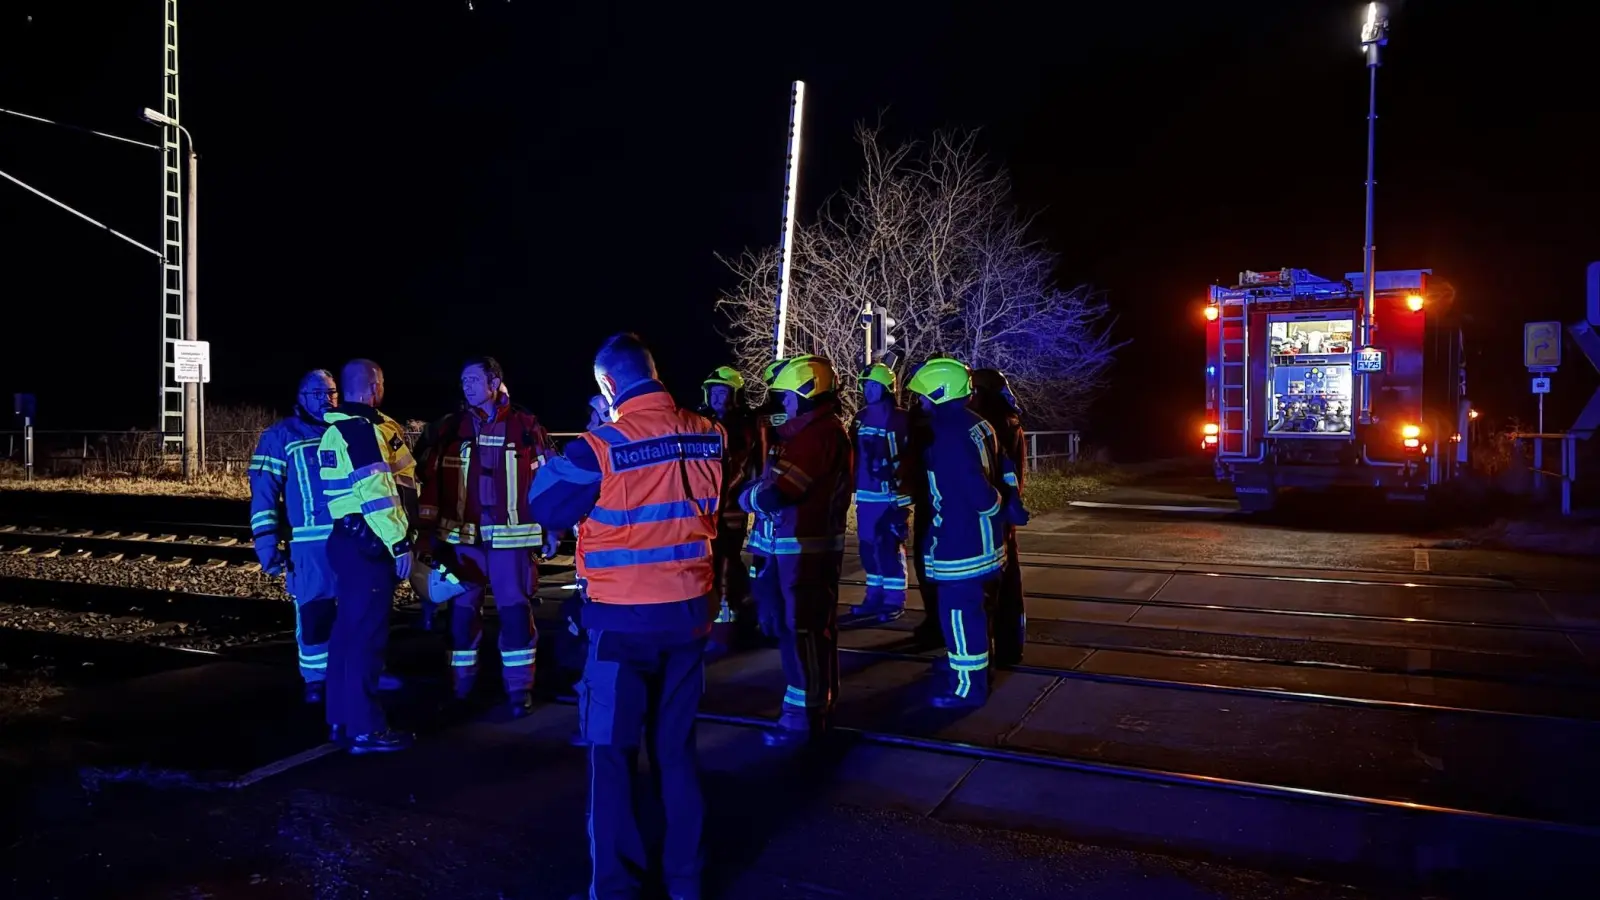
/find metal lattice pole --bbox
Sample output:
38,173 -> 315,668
158,0 -> 188,461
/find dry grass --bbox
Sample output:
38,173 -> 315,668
0,470 -> 251,500
1023,463 -> 1129,514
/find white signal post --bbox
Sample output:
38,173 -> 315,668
772,81 -> 806,359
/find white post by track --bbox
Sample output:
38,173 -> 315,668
771,80 -> 806,360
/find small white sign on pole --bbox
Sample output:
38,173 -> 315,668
1532,376 -> 1551,395
174,339 -> 210,384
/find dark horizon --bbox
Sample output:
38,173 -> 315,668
3,0 -> 1596,458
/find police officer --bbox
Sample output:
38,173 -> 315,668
741,354 -> 852,747
906,357 -> 1015,708
248,370 -> 341,703
848,362 -> 913,623
527,333 -> 724,900
416,358 -> 558,717
969,368 -> 1029,667
318,358 -> 417,753
698,366 -> 761,653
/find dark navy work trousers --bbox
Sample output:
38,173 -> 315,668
325,524 -> 396,735
578,627 -> 708,900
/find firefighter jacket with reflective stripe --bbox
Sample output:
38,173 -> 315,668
317,403 -> 417,558
574,390 -> 725,606
850,399 -> 913,508
249,414 -> 336,544
417,400 -> 554,549
920,404 -> 1005,582
971,397 -> 1026,493
741,400 -> 853,558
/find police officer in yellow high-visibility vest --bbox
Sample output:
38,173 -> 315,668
318,358 -> 417,754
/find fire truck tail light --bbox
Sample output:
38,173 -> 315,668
1204,305 -> 1219,321
1401,424 -> 1421,439
1404,438 -> 1420,449
1203,423 -> 1219,436
1405,294 -> 1425,312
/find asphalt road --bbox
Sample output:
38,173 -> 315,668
1024,466 -> 1600,588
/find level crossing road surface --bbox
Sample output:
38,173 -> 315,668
2,698 -> 1377,900
3,546 -> 1597,896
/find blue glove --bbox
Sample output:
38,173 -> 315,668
1004,489 -> 1031,528
739,482 -> 760,515
538,528 -> 560,560
254,536 -> 287,575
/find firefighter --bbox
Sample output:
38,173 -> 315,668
740,354 -> 853,746
317,359 -> 416,753
248,369 -> 342,703
905,357 -> 1013,708
970,368 -> 1030,667
699,365 -> 761,653
848,362 -> 913,623
416,357 -> 558,718
526,332 -> 723,900
738,359 -> 786,649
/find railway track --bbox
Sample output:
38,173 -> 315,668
0,522 -> 260,568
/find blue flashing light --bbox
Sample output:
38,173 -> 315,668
1206,365 -> 1216,378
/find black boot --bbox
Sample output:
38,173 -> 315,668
506,691 -> 534,719
303,681 -> 325,704
347,729 -> 414,755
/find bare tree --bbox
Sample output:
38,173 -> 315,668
717,125 -> 1123,426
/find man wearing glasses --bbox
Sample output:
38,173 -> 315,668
249,369 -> 399,705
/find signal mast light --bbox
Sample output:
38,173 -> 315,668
1405,294 -> 1425,312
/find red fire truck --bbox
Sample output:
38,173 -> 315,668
1202,268 -> 1468,512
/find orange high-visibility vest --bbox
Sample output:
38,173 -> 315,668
577,391 -> 725,605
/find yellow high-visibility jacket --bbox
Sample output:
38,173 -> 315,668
317,403 -> 417,557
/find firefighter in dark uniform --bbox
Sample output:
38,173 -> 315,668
528,333 -> 724,900
698,365 -> 762,653
969,368 -> 1029,667
848,362 -> 913,622
906,357 -> 1019,708
317,358 -> 416,753
740,354 -> 853,746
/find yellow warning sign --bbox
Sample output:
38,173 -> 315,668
1524,321 -> 1561,369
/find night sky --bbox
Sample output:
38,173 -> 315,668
2,0 -> 1595,458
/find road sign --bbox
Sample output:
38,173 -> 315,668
174,339 -> 210,384
13,393 -> 35,419
1532,377 -> 1551,395
1524,321 -> 1561,369
1572,321 -> 1600,438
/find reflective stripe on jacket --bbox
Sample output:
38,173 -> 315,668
248,415 -> 336,544
318,403 -> 417,557
921,405 -> 1004,582
575,391 -> 725,605
743,402 -> 852,558
418,402 -> 554,549
850,399 -> 913,507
